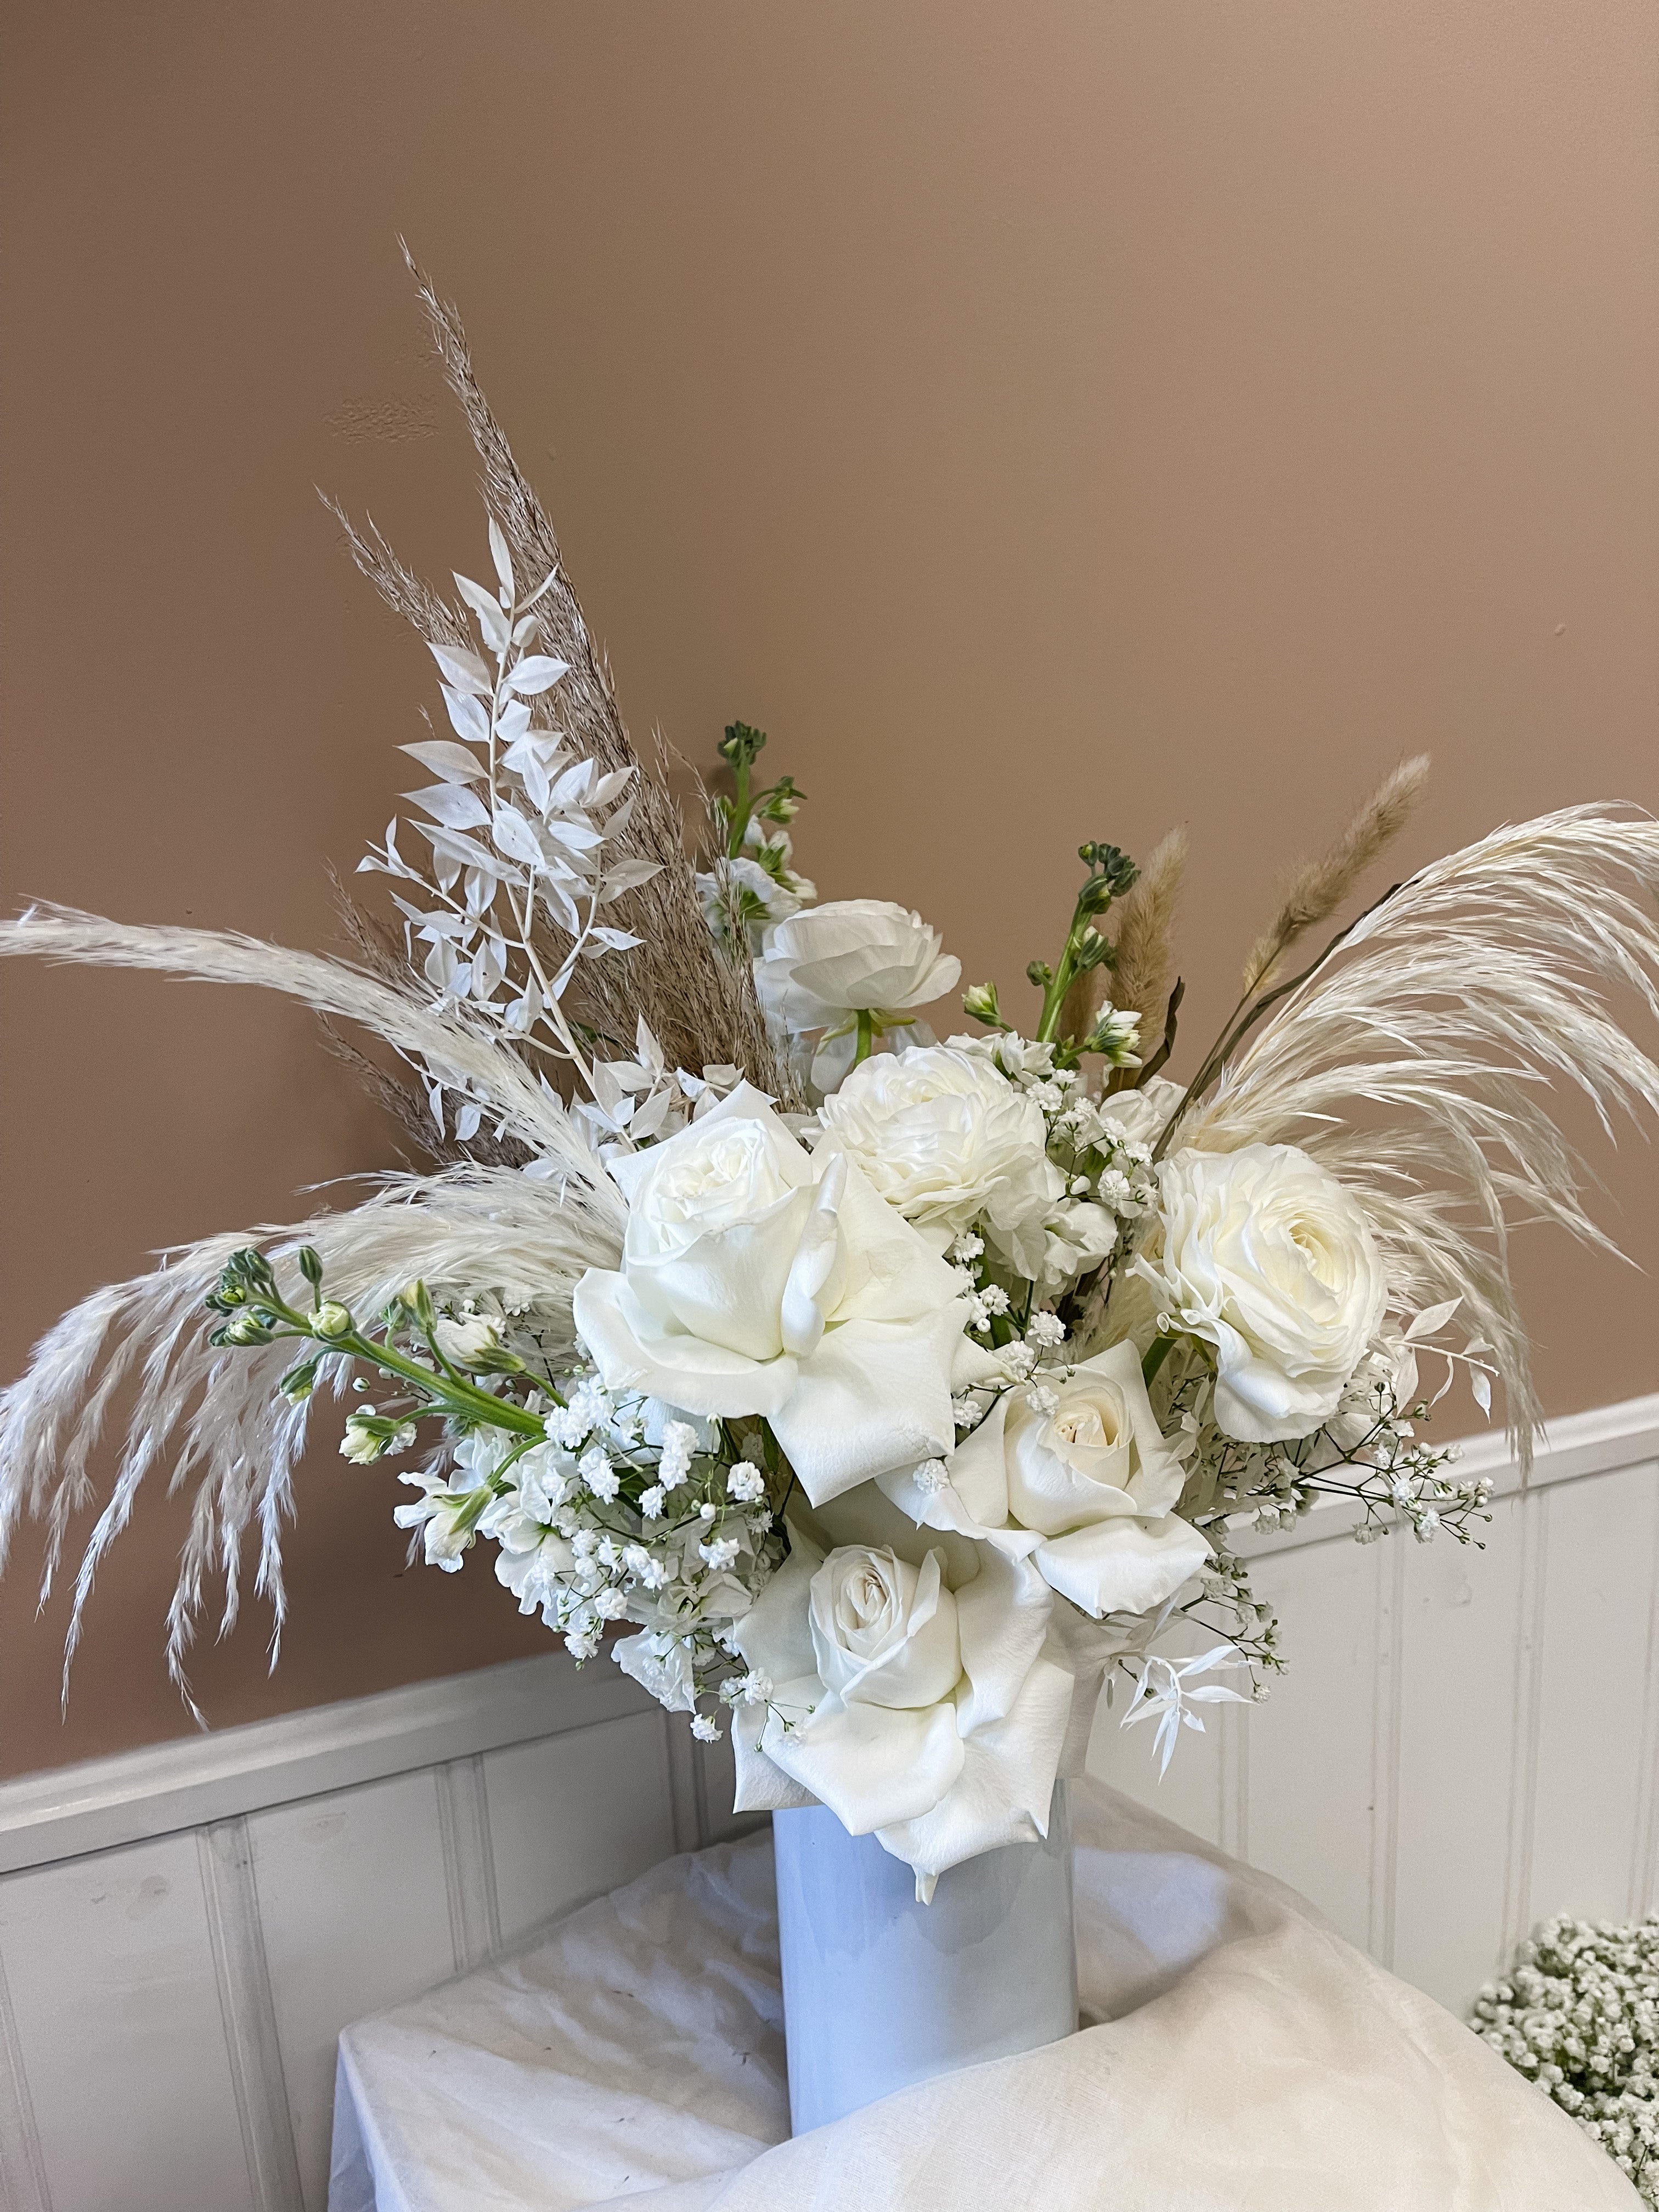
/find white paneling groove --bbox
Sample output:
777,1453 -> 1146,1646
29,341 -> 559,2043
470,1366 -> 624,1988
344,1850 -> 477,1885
0,1392 -> 1654,2211
200,1818 -> 306,2212
0,1940 -> 50,2212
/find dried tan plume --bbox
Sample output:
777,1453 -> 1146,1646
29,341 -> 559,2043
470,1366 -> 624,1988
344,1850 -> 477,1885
320,247 -> 795,1101
1241,754 -> 1430,997
1180,804 -> 1659,1465
1059,825 -> 1187,1053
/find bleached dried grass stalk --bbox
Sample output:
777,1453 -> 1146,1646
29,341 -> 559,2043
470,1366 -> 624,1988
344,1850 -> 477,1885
0,906 -> 616,1193
325,248 -> 793,1100
1241,754 -> 1430,996
1180,805 -> 1659,1460
0,1167 -> 622,1716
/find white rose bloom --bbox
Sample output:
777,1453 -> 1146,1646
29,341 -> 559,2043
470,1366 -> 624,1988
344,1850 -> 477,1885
754,900 -> 960,1033
1093,1074 -> 1184,1154
1032,1198 -> 1120,1294
732,1532 -> 1074,1897
881,1344 -> 1210,1619
815,1044 -> 1057,1254
572,1083 -> 975,1506
1140,1143 -> 1388,1443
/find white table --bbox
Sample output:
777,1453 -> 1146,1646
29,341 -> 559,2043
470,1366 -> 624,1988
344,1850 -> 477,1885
329,1779 -> 1638,2210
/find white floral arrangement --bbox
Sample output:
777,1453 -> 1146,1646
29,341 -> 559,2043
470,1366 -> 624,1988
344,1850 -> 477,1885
3,269 -> 1657,1899
1474,1917 -> 1659,2202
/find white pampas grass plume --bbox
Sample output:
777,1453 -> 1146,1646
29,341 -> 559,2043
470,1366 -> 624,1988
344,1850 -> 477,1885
0,904 -> 616,1195
0,1167 -> 624,1719
1175,804 -> 1659,1460
1241,754 -> 1431,996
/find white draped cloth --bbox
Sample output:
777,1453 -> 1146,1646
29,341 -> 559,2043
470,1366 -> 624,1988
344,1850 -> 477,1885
330,1780 -> 1638,2210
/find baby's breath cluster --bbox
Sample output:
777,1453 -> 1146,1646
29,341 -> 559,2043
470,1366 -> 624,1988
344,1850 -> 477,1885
1474,1916 -> 1659,2201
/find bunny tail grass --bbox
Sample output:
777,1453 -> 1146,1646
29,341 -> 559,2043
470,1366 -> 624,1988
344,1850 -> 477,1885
1175,804 -> 1659,1463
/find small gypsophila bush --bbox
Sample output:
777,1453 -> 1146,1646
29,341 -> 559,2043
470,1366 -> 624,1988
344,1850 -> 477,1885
1472,1915 -> 1659,2201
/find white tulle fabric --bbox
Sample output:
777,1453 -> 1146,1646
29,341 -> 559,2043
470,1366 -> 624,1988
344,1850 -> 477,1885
329,1780 -> 1638,2211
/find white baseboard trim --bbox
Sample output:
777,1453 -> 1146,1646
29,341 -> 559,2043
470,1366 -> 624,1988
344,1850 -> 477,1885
0,1648 -> 649,1875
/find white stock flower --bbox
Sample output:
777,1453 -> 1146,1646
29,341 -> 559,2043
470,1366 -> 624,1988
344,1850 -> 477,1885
432,1312 -> 504,1369
882,1343 -> 1210,1619
815,1045 -> 1057,1256
754,900 -> 960,1033
1140,1144 -> 1388,1443
1031,1198 -> 1119,1293
731,1532 -> 1073,1897
572,1083 -> 975,1505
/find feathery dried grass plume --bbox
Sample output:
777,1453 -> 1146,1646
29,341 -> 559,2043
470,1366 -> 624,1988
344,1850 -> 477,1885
1176,804 -> 1659,1461
1060,825 -> 1187,1054
1241,754 -> 1430,997
324,246 -> 794,1103
0,905 -> 616,1192
0,1166 -> 622,1717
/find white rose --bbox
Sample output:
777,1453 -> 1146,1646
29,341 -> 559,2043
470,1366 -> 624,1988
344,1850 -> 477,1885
1093,1074 -> 1184,1154
881,1343 -> 1210,1620
1139,1143 -> 1388,1443
815,1044 -> 1057,1252
572,1083 -> 974,1505
732,1531 -> 1074,1895
754,900 -> 960,1032
1032,1198 -> 1119,1294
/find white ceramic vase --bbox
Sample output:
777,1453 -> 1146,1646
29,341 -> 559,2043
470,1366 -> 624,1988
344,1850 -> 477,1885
770,1785 -> 1077,2134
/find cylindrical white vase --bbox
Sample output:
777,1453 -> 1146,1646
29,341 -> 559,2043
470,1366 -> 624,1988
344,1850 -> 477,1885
771,1787 -> 1077,2134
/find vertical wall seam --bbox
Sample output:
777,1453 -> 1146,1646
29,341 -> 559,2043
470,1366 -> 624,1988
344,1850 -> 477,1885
1628,1460 -> 1659,1919
0,1920 -> 53,2212
1499,1487 -> 1551,1962
437,1757 -> 500,1972
196,1820 -> 304,2212
1367,1534 -> 1406,1970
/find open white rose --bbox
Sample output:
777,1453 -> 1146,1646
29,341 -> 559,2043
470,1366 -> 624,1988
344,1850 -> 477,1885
881,1343 -> 1210,1618
1139,1143 -> 1388,1443
572,1084 -> 974,1505
815,1043 -> 1058,1254
732,1531 -> 1074,1896
754,900 -> 960,1034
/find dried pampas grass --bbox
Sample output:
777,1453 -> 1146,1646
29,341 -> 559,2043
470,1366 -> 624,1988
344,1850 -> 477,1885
1175,804 -> 1659,1460
324,248 -> 794,1102
0,1167 -> 623,1717
1241,754 -> 1430,997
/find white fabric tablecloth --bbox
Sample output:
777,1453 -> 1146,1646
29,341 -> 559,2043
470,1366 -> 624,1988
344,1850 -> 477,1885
330,1779 -> 1637,2210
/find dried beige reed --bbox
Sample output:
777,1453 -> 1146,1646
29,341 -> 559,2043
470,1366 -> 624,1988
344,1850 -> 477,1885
360,246 -> 795,1102
1240,754 -> 1431,997
1059,825 -> 1187,1063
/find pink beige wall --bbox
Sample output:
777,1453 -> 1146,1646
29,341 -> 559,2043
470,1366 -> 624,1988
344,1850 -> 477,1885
3,1 -> 1656,1779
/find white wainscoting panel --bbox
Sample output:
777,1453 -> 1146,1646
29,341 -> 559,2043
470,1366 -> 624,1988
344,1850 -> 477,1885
1091,1391 -> 1659,2019
0,1393 -> 1654,2211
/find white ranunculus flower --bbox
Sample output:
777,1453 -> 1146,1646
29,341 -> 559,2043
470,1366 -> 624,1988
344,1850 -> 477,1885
881,1343 -> 1210,1619
1139,1143 -> 1388,1443
754,900 -> 960,1033
815,1044 -> 1057,1254
1093,1074 -> 1184,1154
572,1084 -> 974,1505
732,1531 -> 1074,1896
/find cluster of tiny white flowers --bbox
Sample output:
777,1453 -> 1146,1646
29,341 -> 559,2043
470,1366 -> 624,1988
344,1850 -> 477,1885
1474,1916 -> 1659,2200
388,1369 -> 783,1707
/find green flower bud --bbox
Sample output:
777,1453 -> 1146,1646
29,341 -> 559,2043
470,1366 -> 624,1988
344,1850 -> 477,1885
312,1301 -> 354,1341
962,980 -> 1003,1028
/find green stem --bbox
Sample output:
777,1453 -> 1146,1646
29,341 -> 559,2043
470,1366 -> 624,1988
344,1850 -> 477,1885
1141,1333 -> 1177,1387
853,1008 -> 875,1065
